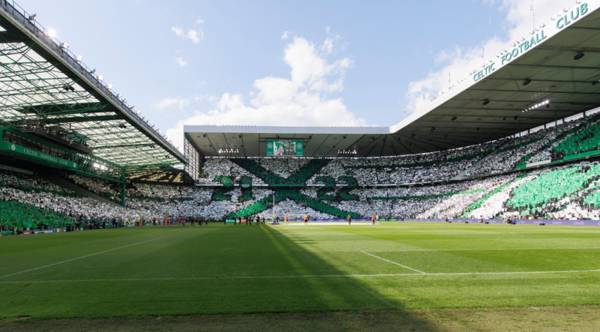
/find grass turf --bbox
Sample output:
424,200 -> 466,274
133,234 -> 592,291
2,222 -> 600,328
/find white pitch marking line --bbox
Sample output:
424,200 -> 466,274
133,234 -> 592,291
0,237 -> 160,280
367,247 -> 600,253
360,250 -> 426,274
2,268 -> 600,284
428,269 -> 600,276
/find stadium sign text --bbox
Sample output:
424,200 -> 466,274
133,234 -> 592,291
499,30 -> 547,67
472,2 -> 589,83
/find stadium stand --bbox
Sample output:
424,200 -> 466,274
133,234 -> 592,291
554,120 -> 600,160
0,199 -> 74,234
4,109 -> 600,236
3,0 -> 600,236
183,112 -> 600,221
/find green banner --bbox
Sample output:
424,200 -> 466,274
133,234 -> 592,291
266,140 -> 304,157
0,141 -> 78,170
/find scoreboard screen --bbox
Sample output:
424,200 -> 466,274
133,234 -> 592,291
266,140 -> 304,157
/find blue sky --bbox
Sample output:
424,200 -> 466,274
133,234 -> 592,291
17,0 -> 574,149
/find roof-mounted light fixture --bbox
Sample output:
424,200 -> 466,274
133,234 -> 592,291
217,147 -> 240,155
522,99 -> 550,113
337,148 -> 358,155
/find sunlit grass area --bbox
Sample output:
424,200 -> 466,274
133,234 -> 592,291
2,222 -> 600,329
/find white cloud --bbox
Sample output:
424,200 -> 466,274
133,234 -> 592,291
405,0 -> 574,117
171,26 -> 203,44
156,97 -> 190,111
322,38 -> 334,54
165,35 -> 364,151
281,30 -> 291,40
156,94 -> 217,112
171,26 -> 184,37
321,26 -> 343,55
175,56 -> 188,67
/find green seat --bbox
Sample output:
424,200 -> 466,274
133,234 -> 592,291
0,199 -> 75,230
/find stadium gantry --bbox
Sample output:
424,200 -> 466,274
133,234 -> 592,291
0,1 -> 190,198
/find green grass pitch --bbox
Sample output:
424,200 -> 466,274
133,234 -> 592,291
2,222 -> 600,329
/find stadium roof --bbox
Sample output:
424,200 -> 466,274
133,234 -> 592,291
127,165 -> 193,184
0,1 -> 186,167
186,1 -> 600,157
184,126 -> 389,157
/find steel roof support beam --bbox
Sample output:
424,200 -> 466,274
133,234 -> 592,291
37,115 -> 122,124
0,31 -> 22,43
88,133 -> 145,143
568,26 -> 600,31
439,107 -> 583,114
0,31 -> 21,44
508,63 -> 600,71
535,45 -> 600,53
451,98 -> 597,106
483,77 -> 600,84
93,142 -> 155,150
469,87 -> 600,95
16,103 -> 110,116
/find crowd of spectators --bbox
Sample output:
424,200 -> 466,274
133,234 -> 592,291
126,188 -> 274,221
196,158 -> 266,186
3,159 -> 600,233
194,111 -> 600,188
256,158 -> 309,178
3,111 -> 600,234
257,199 -> 333,221
69,175 -> 120,201
127,182 -> 194,200
0,171 -> 137,230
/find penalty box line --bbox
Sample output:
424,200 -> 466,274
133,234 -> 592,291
360,250 -> 426,274
0,237 -> 160,280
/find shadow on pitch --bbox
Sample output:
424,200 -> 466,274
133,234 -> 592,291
256,225 -> 438,331
0,225 -> 438,330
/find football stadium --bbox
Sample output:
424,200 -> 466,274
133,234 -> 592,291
3,0 -> 600,330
